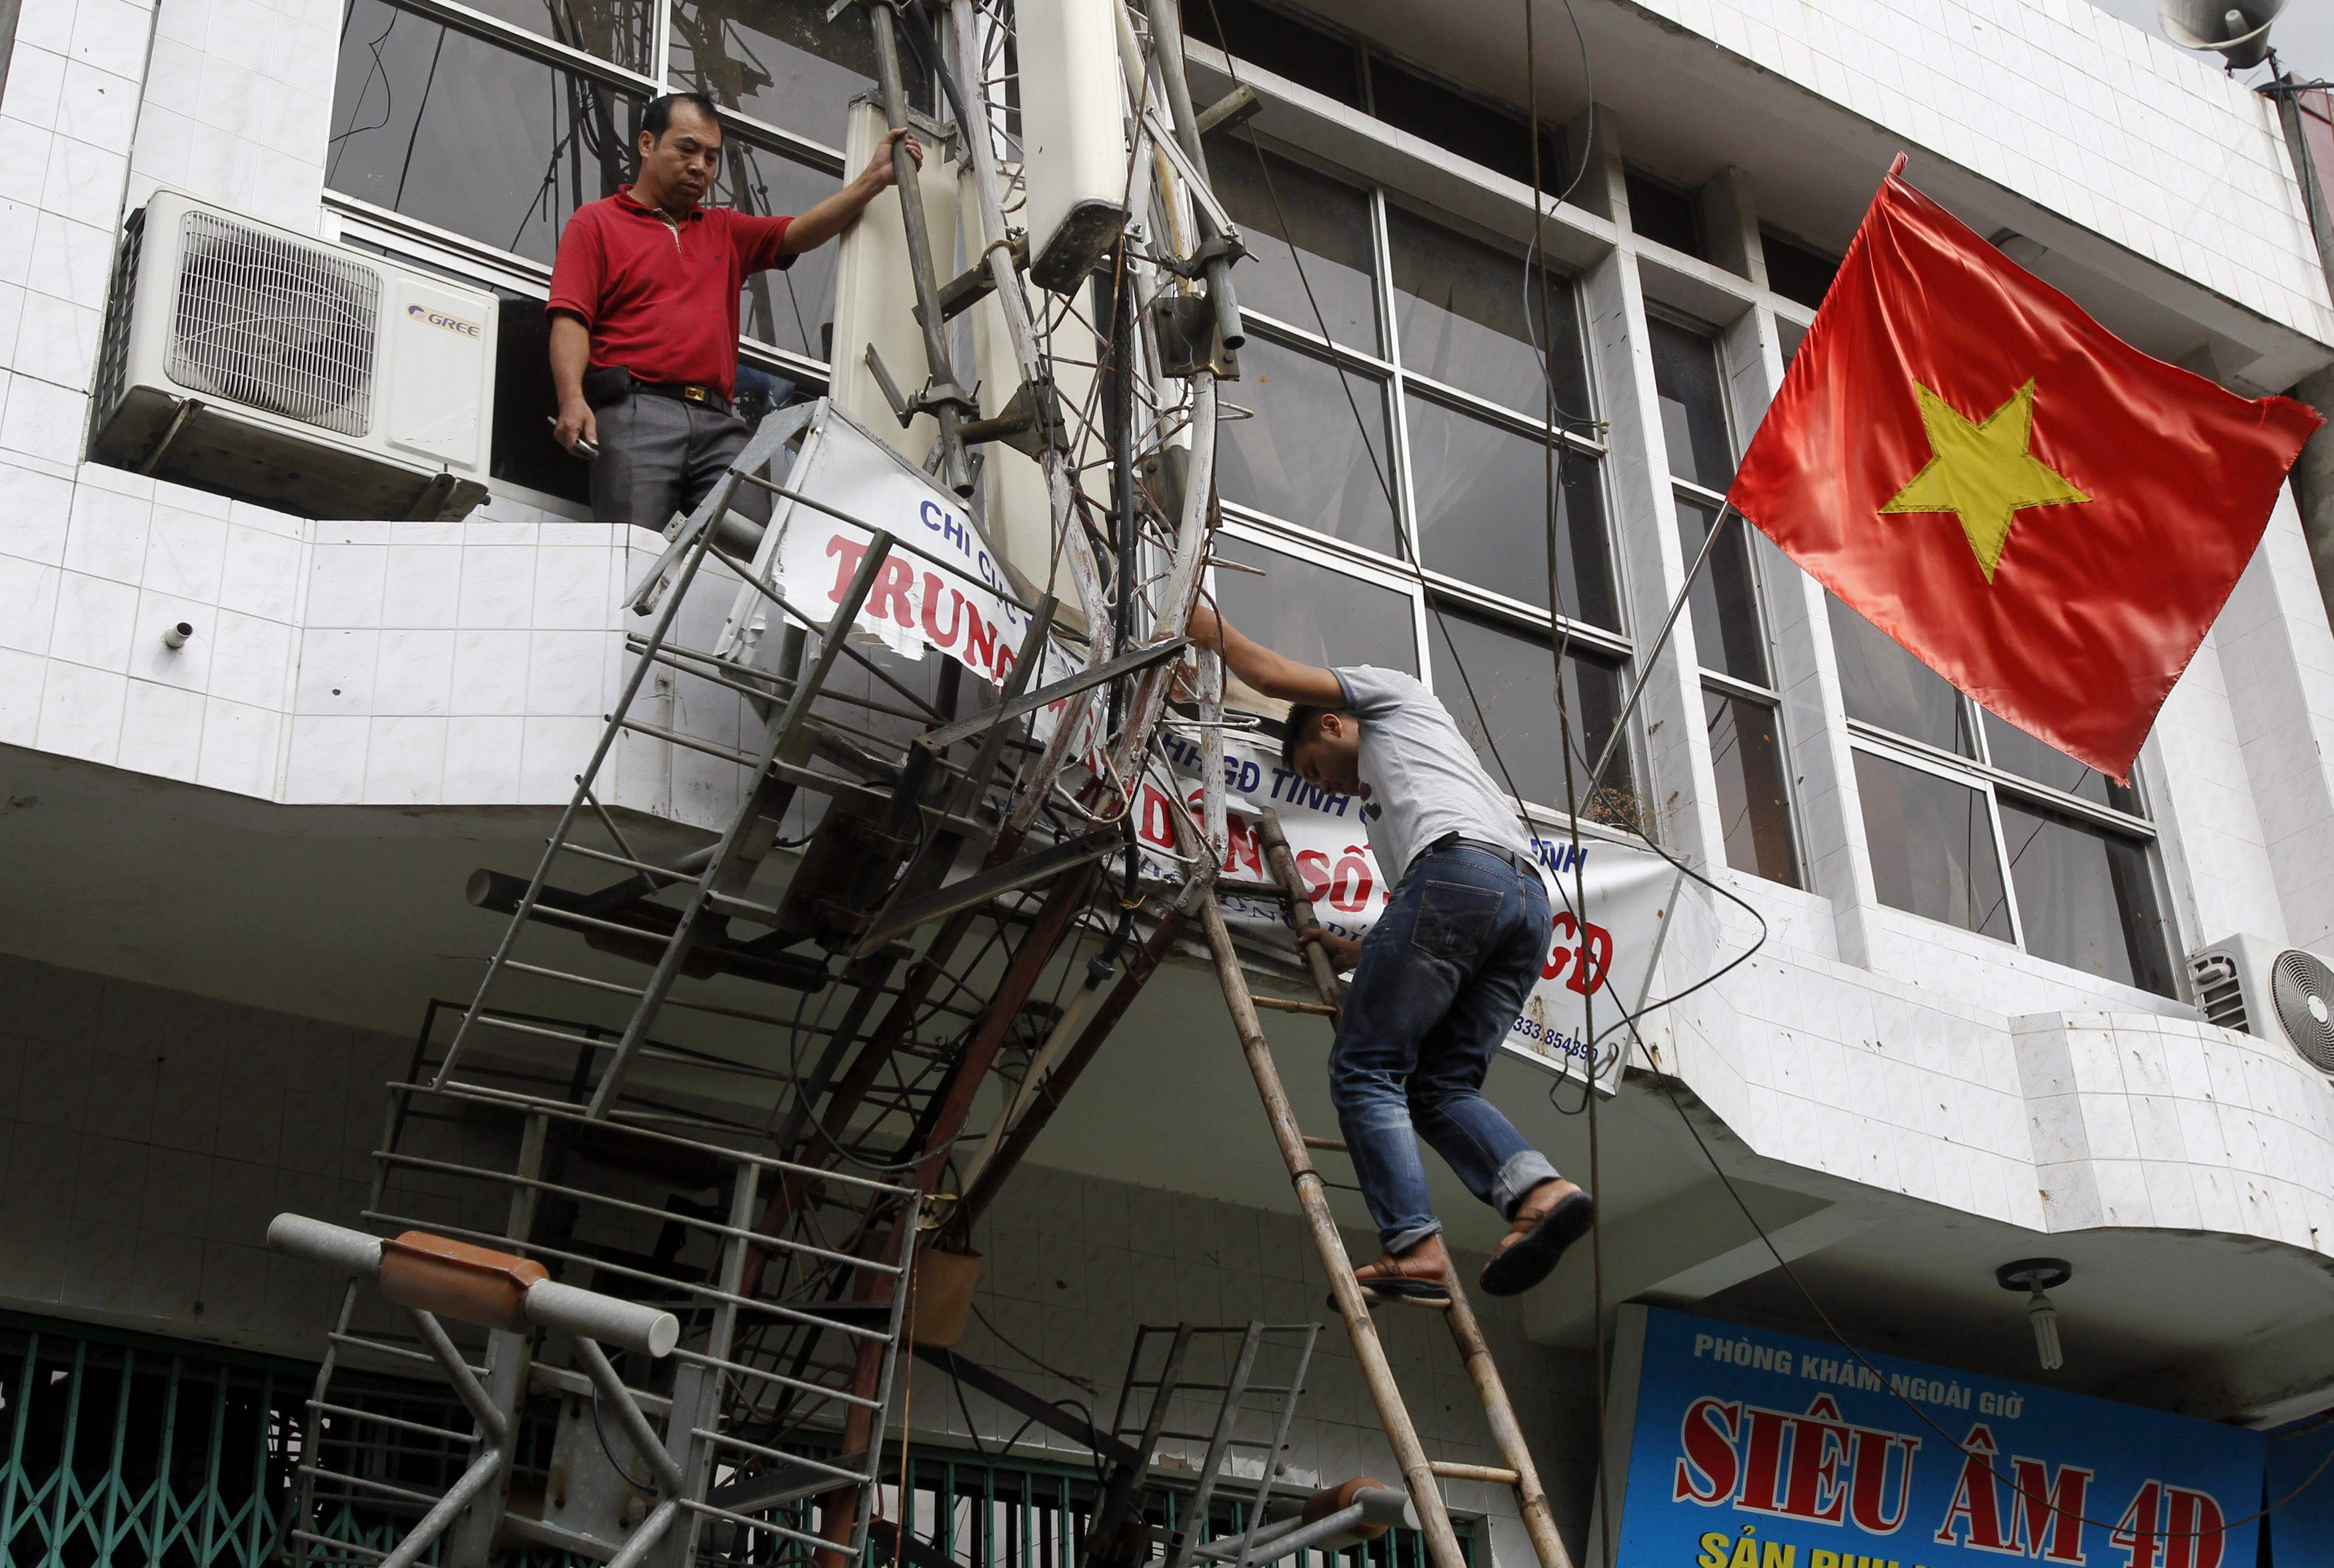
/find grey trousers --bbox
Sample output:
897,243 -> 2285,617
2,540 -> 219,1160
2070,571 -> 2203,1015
588,393 -> 771,532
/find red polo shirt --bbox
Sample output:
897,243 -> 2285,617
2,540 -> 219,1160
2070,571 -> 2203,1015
546,189 -> 794,399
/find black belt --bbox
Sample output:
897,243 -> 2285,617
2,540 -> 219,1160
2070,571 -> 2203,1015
1425,831 -> 1541,881
628,378 -> 732,415
585,365 -> 732,415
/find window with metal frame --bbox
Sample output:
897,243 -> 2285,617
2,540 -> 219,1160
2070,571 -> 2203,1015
1200,123 -> 1635,828
1828,597 -> 2179,995
1644,309 -> 1801,888
323,0 -> 888,503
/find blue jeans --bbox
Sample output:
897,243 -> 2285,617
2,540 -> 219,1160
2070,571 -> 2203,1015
1330,843 -> 1562,1255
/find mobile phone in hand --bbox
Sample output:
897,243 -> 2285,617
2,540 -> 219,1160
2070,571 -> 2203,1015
547,415 -> 598,460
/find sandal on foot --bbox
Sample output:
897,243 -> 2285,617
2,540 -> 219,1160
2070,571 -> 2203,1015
1478,1190 -> 1594,1297
1343,1254 -> 1451,1307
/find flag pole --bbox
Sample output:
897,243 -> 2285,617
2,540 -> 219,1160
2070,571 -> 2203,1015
1577,500 -> 1738,803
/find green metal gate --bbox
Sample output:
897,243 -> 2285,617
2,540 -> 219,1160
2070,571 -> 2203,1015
0,1315 -> 1476,1568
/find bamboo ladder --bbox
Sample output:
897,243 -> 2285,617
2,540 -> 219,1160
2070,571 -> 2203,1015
1195,809 -> 1578,1568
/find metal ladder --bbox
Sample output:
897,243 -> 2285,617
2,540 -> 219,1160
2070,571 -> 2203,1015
1194,810 -> 1580,1568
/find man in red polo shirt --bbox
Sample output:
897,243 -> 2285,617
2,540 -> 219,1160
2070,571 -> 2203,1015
547,91 -> 921,530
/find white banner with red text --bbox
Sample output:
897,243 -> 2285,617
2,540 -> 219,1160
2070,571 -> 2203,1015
728,405 -> 1684,1096
1143,728 -> 1683,1096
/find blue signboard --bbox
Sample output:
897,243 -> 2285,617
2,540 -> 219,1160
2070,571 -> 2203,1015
2265,1419 -> 2334,1568
1611,1307 -> 2266,1568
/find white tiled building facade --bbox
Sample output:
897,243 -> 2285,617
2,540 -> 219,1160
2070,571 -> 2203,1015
3,0 -> 2334,1557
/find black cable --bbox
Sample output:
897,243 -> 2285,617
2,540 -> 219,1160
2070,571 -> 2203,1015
591,1379 -> 662,1495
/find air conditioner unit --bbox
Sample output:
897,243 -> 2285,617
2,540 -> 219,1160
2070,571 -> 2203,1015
2187,933 -> 2334,1074
91,193 -> 495,521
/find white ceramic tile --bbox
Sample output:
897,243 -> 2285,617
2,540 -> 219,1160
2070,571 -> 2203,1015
217,521 -> 300,621
449,627 -> 527,715
194,693 -> 279,795
373,628 -> 453,715
282,713 -> 366,802
68,0 -> 154,79
37,125 -> 127,231
520,715 -> 600,800
292,627 -> 376,714
0,201 -> 33,291
0,372 -> 87,462
0,461 -> 73,564
524,629 -> 606,715
381,544 -> 460,628
530,546 -> 612,629
0,120 -> 52,207
143,502 -> 228,601
0,553 -> 62,652
1,45 -> 68,130
47,567 -> 135,667
140,35 -> 204,117
305,543 -> 386,627
128,587 -> 213,688
117,677 -> 205,781
456,545 -> 534,628
363,715 -> 444,803
0,281 -> 25,369
442,715 -> 523,803
0,646 -> 47,742
11,289 -> 101,403
61,478 -> 148,580
207,607 -> 291,709
35,657 -> 126,761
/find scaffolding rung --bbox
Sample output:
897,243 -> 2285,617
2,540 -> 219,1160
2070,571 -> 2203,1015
853,827 -> 1122,955
1300,1134 -> 1347,1152
618,715 -> 762,769
503,959 -> 645,997
1428,1461 -> 1521,1485
304,1398 -> 474,1443
289,1531 -> 390,1562
914,634 -> 1188,753
1257,995 -> 1336,1016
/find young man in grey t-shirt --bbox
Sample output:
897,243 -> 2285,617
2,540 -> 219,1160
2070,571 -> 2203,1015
1187,603 -> 1592,1299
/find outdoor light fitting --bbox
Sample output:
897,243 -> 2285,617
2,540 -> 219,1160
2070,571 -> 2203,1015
1997,1258 -> 2073,1372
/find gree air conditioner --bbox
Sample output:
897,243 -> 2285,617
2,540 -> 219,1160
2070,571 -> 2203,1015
2187,933 -> 2334,1075
90,193 -> 495,521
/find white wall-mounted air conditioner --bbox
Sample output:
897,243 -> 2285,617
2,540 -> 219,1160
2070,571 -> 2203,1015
2188,933 -> 2334,1074
91,192 -> 497,521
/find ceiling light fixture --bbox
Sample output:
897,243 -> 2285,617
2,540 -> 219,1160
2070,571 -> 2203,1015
1996,1258 -> 2073,1372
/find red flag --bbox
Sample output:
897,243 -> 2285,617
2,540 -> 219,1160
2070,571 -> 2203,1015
1726,163 -> 2323,780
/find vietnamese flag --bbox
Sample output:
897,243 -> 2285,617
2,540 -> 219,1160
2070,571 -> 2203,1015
1727,160 -> 2323,781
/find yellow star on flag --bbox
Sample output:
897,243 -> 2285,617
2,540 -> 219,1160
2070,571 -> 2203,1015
1879,379 -> 2090,581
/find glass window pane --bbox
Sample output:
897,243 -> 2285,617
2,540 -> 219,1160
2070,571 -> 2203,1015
668,0 -> 924,149
329,1 -> 644,267
1827,597 -> 1972,755
1624,169 -> 1703,258
1853,751 -> 2012,940
1998,801 -> 2175,995
1981,711 -> 2143,815
1426,602 -> 1633,823
718,142 -> 840,361
1217,338 -> 1398,556
1366,58 -> 1556,189
1706,688 -> 1798,886
1646,315 -> 1734,491
1388,208 -> 1590,420
1761,228 -> 1839,310
1182,0 -> 1363,107
1212,536 -> 1416,675
1677,497 -> 1765,685
1404,397 -> 1614,628
1203,135 -> 1378,352
454,0 -> 651,69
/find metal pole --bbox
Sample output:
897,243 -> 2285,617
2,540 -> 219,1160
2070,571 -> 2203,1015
1580,499 -> 1737,800
867,1 -> 974,495
1143,0 -> 1244,350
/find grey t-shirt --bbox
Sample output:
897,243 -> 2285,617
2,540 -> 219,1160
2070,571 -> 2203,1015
1333,665 -> 1537,882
